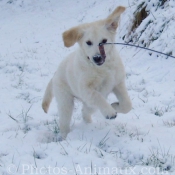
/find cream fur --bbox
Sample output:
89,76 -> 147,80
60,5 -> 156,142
42,6 -> 132,139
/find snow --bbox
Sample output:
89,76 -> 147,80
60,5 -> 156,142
0,0 -> 175,174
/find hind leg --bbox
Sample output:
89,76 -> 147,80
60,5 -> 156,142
54,86 -> 74,139
82,103 -> 95,123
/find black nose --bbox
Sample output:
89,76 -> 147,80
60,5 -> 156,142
93,54 -> 102,63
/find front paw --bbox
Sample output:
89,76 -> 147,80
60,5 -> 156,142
102,106 -> 117,120
106,114 -> 117,120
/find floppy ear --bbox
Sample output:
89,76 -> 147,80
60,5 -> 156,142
62,26 -> 83,47
106,6 -> 126,32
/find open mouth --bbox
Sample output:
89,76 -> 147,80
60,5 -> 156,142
92,54 -> 106,66
95,58 -> 105,66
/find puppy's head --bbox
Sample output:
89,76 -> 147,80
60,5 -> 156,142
62,6 -> 125,66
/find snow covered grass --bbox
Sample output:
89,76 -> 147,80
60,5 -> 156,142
121,0 -> 175,57
0,0 -> 175,174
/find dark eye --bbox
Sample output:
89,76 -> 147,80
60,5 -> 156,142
102,39 -> 107,43
86,40 -> 93,46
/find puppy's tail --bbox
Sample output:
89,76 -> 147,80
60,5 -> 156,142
42,79 -> 53,113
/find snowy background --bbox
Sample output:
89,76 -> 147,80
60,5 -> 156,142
0,0 -> 175,174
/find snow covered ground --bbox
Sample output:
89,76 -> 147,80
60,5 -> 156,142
0,0 -> 175,174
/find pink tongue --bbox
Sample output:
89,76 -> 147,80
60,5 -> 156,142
99,45 -> 106,59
